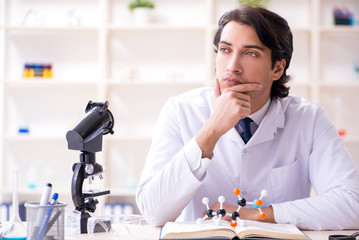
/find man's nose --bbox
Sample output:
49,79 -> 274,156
226,55 -> 242,74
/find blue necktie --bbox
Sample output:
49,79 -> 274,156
238,117 -> 253,144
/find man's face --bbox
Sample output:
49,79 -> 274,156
216,21 -> 282,110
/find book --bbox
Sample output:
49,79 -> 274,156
160,220 -> 308,240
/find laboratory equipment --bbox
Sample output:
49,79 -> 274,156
1,168 -> 27,240
25,201 -> 67,240
197,188 -> 268,227
65,209 -> 81,239
66,100 -> 114,233
87,214 -> 154,240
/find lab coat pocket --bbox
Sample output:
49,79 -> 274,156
271,159 -> 301,202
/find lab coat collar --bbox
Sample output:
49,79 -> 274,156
223,98 -> 285,146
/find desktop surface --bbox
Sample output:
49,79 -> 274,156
75,227 -> 358,240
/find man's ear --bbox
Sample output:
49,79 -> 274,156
272,59 -> 286,81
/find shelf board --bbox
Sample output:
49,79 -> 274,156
291,27 -> 311,33
6,135 -> 152,143
108,80 -> 208,87
5,25 -> 98,34
109,24 -> 205,31
1,188 -> 71,196
106,135 -> 152,142
6,80 -> 209,88
6,135 -> 151,143
320,82 -> 359,88
5,80 -> 99,88
6,135 -> 65,142
0,189 -> 135,199
320,26 -> 359,33
1,188 -> 137,197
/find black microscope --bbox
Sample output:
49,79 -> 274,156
66,101 -> 114,233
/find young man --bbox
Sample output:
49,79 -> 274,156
136,6 -> 359,230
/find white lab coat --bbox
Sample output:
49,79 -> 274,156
136,87 -> 359,230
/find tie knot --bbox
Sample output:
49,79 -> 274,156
238,117 -> 253,144
238,117 -> 253,133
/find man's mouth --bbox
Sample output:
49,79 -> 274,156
224,76 -> 242,86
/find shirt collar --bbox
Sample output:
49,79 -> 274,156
249,98 -> 271,126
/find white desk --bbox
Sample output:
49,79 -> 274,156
78,227 -> 359,239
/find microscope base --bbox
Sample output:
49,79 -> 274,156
80,211 -> 111,233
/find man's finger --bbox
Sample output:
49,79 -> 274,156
214,78 -> 221,100
230,83 -> 262,93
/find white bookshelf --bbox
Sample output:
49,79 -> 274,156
0,0 -> 358,214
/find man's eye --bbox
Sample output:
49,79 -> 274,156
220,47 -> 229,53
246,51 -> 257,57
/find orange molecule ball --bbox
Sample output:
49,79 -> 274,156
230,220 -> 237,227
256,199 -> 263,206
259,212 -> 266,219
233,188 -> 240,195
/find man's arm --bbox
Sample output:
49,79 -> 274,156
205,107 -> 359,230
273,110 -> 359,230
196,78 -> 262,158
136,81 -> 261,226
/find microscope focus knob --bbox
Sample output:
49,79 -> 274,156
85,197 -> 99,213
85,164 -> 94,174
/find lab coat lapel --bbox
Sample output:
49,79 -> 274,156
222,99 -> 285,145
210,92 -> 285,145
248,99 -> 285,147
224,127 -> 243,143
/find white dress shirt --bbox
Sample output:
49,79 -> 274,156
136,87 -> 359,230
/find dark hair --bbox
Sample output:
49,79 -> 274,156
214,6 -> 293,99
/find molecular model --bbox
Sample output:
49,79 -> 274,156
196,188 -> 268,228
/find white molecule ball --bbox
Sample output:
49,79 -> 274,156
261,189 -> 268,197
218,196 -> 225,203
202,197 -> 209,205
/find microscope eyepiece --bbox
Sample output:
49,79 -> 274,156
66,101 -> 114,153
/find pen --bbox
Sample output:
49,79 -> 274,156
41,209 -> 62,237
40,183 -> 52,206
36,193 -> 58,240
32,183 -> 52,239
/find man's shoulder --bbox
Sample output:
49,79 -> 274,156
176,87 -> 213,98
170,87 -> 213,106
279,95 -> 323,113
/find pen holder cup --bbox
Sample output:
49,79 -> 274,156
25,201 -> 67,240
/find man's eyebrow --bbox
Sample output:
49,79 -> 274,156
218,41 -> 265,52
243,45 -> 265,51
219,40 -> 232,46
